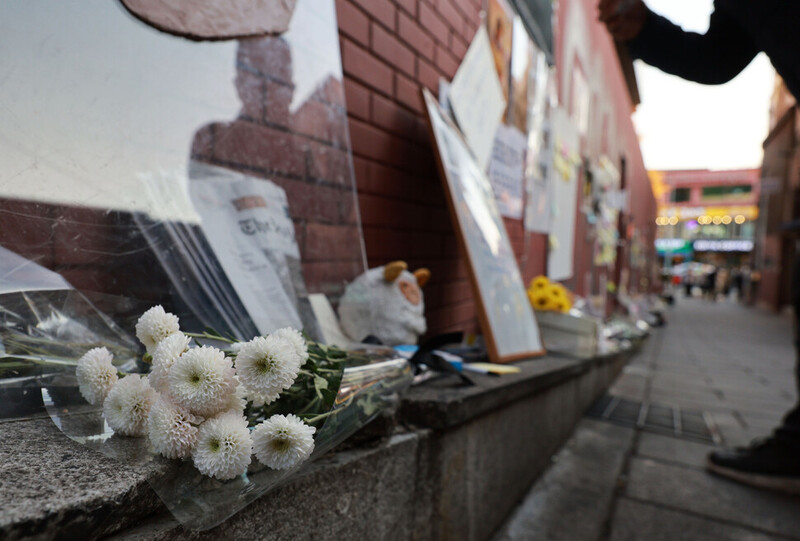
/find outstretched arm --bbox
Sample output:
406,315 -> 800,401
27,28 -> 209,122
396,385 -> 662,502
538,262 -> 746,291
598,0 -> 759,85
629,6 -> 758,85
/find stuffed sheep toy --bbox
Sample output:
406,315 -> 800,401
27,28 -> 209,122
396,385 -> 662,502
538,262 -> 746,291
338,261 -> 430,346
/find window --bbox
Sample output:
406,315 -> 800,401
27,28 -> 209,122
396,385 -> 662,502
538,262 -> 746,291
670,187 -> 691,203
701,185 -> 752,201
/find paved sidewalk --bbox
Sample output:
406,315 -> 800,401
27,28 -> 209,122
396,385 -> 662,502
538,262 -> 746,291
495,297 -> 800,540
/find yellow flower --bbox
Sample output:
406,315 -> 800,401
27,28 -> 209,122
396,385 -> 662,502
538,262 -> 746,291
530,276 -> 550,291
529,289 -> 556,311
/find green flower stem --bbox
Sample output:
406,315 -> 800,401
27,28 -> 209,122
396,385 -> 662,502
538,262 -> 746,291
301,408 -> 339,424
184,331 -> 237,344
297,396 -> 320,414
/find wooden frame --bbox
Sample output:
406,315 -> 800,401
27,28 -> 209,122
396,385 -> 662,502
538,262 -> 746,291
421,88 -> 545,363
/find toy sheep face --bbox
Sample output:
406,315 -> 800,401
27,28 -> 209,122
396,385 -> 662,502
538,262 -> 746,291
338,261 -> 430,346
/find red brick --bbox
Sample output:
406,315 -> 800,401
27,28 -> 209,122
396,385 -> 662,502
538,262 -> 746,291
394,0 -> 416,16
351,156 -> 371,187
304,223 -> 363,260
0,199 -> 55,266
291,99 -> 337,141
358,161 -> 422,200
302,260 -> 365,296
395,72 -> 423,113
264,80 -> 293,128
308,77 -> 346,107
449,30 -> 468,60
371,22 -> 416,77
270,176 -> 347,224
292,98 -> 348,148
435,0 -> 461,30
344,78 -> 371,121
459,15 -> 478,44
418,2 -> 449,45
336,0 -> 370,46
416,57 -> 440,90
435,43 -> 459,78
306,141 -> 350,184
371,93 -> 419,139
190,124 -> 215,160
53,209 -> 118,266
348,117 -> 420,169
398,11 -> 435,61
352,0 -> 396,29
341,38 -> 394,96
237,36 -> 293,84
211,121 -> 306,177
362,226 -> 444,259
234,69 -> 265,121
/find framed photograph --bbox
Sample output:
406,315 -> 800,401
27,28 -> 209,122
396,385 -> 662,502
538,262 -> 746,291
422,88 -> 545,363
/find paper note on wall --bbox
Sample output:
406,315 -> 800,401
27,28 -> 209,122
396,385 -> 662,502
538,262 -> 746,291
487,124 -> 526,219
449,26 -> 507,172
547,108 -> 580,281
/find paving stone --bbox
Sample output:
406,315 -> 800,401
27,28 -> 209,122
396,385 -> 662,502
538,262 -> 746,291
635,432 -> 714,469
609,498 -> 788,541
492,419 -> 634,541
624,457 -> 800,538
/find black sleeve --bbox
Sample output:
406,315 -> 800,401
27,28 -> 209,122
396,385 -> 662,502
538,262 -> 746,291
628,5 -> 758,85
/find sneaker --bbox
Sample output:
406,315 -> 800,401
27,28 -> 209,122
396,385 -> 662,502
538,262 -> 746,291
706,438 -> 800,494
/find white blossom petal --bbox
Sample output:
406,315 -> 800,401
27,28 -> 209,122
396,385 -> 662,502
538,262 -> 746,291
76,347 -> 118,406
135,305 -> 180,354
252,414 -> 315,470
148,332 -> 191,394
148,396 -> 201,459
103,375 -> 157,437
168,346 -> 237,417
235,335 -> 301,405
192,412 -> 252,480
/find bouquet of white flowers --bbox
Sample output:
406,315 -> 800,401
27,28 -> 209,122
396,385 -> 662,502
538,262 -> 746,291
38,304 -> 411,529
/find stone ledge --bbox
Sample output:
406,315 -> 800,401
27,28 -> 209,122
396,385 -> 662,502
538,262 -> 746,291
0,346 -> 636,540
401,350 -> 629,430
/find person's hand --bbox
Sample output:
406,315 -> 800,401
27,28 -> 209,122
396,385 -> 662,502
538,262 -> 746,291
597,0 -> 647,41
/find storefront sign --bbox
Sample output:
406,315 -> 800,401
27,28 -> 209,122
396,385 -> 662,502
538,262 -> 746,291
692,239 -> 753,252
655,238 -> 692,255
659,205 -> 758,221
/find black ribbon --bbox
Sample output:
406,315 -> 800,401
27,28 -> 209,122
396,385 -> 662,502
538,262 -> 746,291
408,332 -> 474,386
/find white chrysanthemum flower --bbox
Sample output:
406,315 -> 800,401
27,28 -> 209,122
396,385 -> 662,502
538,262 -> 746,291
253,414 -> 316,470
148,396 -> 201,459
148,332 -> 191,394
271,327 -> 309,363
103,375 -> 157,437
168,346 -> 237,417
135,305 -> 180,354
192,412 -> 252,480
76,347 -> 118,406
235,335 -> 302,405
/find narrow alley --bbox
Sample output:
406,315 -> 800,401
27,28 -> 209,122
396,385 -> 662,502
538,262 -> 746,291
497,296 -> 800,540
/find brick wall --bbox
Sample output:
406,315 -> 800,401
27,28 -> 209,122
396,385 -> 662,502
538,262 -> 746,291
337,0 -> 549,335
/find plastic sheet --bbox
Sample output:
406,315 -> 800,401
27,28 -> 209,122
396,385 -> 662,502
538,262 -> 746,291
39,347 -> 411,529
0,0 -> 365,342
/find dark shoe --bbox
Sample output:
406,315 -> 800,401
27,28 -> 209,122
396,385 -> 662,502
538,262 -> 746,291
706,438 -> 800,494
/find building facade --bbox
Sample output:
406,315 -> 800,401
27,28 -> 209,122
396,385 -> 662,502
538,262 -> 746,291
653,168 -> 760,271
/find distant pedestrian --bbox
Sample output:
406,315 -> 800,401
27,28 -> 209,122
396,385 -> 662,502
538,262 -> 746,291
598,0 -> 800,493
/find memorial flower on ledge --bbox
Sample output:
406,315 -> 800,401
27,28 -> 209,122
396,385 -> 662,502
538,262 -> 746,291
103,374 -> 157,437
168,346 -> 237,418
192,411 -> 253,480
73,305 -> 363,480
235,334 -> 303,405
76,347 -> 118,406
252,414 -> 316,470
135,305 -> 181,354
148,396 -> 201,459
148,331 -> 191,394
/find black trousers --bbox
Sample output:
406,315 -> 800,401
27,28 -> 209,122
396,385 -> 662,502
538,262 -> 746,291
777,251 -> 800,445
